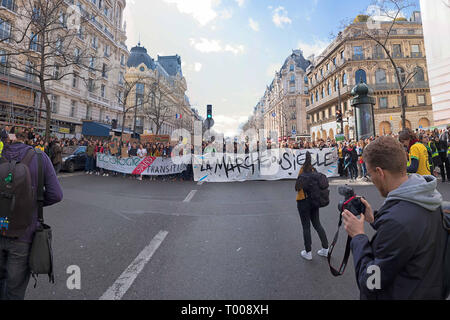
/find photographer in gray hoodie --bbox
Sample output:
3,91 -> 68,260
342,136 -> 447,300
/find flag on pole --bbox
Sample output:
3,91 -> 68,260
176,114 -> 183,119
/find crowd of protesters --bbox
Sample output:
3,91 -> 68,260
1,124 -> 449,183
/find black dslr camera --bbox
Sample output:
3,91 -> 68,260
338,186 -> 366,216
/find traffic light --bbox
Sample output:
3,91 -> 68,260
336,110 -> 343,123
207,105 -> 213,119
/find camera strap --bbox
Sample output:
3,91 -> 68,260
327,197 -> 356,277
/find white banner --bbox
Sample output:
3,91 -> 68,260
97,154 -> 190,176
193,148 -> 339,182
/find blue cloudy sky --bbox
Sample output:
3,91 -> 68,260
124,0 -> 420,137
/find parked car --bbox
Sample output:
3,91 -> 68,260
62,146 -> 87,173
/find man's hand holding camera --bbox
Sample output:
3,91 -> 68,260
342,198 -> 374,238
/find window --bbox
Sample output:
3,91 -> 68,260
102,63 -> 107,78
72,72 -> 78,88
418,95 -> 426,105
29,32 -> 40,51
411,44 -> 421,58
86,105 -> 92,120
89,57 -> 95,69
51,95 -> 59,114
375,69 -> 387,84
289,64 -> 294,71
355,69 -> 367,84
322,88 -> 325,98
393,44 -> 402,58
414,66 -> 425,82
311,94 -> 314,104
136,83 -> 145,95
333,57 -> 337,66
53,64 -> 60,80
353,46 -> 364,60
0,18 -> 11,42
396,67 -> 406,83
119,72 -> 124,85
0,50 -> 8,74
70,100 -> 77,118
25,60 -> 34,81
373,45 -> 384,59
88,79 -> 95,92
379,97 -> 388,109
340,51 -> 344,60
1,0 -> 15,11
101,84 -> 105,98
327,83 -> 331,95
342,73 -> 348,86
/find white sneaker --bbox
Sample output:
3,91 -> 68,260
317,248 -> 329,257
301,250 -> 312,261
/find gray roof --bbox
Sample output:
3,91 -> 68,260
157,55 -> 182,77
281,49 -> 311,72
127,45 -> 155,70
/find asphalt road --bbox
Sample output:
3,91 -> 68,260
25,174 -> 450,300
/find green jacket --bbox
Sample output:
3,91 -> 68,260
86,145 -> 95,157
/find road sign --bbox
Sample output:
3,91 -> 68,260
292,130 -> 297,135
203,118 -> 215,130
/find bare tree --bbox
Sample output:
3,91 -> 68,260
114,74 -> 151,146
142,74 -> 177,135
337,0 -> 420,130
0,0 -> 107,142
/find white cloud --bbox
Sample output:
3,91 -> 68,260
163,0 -> 221,26
249,18 -> 260,32
225,44 -> 245,55
194,62 -> 202,72
189,38 -> 245,55
213,114 -> 250,137
272,6 -> 292,28
235,0 -> 245,7
189,38 -> 223,53
297,39 -> 329,59
219,8 -> 233,20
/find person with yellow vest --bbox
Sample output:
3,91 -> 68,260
0,128 -> 8,157
399,129 -> 431,176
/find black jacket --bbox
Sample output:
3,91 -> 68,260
344,147 -> 358,164
350,199 -> 446,300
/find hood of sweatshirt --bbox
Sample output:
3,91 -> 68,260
2,142 -> 34,162
385,174 -> 443,212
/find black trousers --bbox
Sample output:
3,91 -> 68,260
297,200 -> 329,253
0,237 -> 31,300
439,153 -> 450,181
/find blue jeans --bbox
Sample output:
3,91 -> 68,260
0,237 -> 31,300
85,156 -> 94,172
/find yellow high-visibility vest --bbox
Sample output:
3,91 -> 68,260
0,141 -> 3,157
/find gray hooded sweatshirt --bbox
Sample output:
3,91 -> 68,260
385,174 -> 443,212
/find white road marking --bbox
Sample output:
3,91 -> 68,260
183,190 -> 197,202
99,230 -> 169,300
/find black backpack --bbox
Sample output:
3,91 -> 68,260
0,149 -> 36,238
296,171 -> 330,208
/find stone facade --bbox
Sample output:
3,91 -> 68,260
0,0 -> 129,137
420,0 -> 450,127
259,50 -> 311,140
306,12 -> 434,142
125,44 -> 194,136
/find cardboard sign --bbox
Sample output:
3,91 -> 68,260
121,147 -> 129,158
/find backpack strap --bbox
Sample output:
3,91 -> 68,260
36,151 -> 44,224
20,149 -> 36,167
